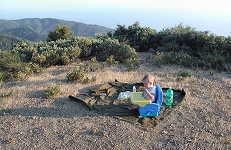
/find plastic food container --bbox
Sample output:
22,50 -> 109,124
130,92 -> 150,107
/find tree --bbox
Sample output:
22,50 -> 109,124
47,25 -> 73,42
113,22 -> 156,51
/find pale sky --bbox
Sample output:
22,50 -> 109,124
1,0 -> 231,36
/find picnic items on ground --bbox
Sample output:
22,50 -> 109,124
165,87 -> 174,106
68,80 -> 186,128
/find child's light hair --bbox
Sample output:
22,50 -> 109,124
142,74 -> 154,83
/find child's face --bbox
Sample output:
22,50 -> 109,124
143,79 -> 153,88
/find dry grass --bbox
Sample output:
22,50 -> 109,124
0,52 -> 230,149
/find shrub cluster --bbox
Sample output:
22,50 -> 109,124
12,41 -> 81,67
0,50 -> 41,81
112,22 -> 156,52
45,86 -> 61,98
4,36 -> 138,81
66,67 -> 96,84
12,37 -> 137,67
2,23 -> 230,82
112,23 -> 231,71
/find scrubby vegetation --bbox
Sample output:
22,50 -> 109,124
112,23 -> 231,71
0,23 -> 230,82
44,85 -> 61,98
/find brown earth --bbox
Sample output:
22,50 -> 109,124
0,53 -> 230,149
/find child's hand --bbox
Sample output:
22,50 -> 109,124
142,87 -> 148,93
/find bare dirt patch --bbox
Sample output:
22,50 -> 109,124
0,53 -> 230,149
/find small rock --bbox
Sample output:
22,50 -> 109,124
162,130 -> 168,134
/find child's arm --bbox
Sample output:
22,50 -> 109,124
142,87 -> 155,100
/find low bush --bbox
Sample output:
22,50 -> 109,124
66,68 -> 85,82
104,55 -> 118,66
1,90 -> 13,98
66,67 -> 96,84
83,76 -> 97,84
45,86 -> 61,98
177,70 -> 191,81
0,72 -> 3,84
155,51 -> 196,67
81,57 -> 100,72
125,57 -> 140,71
0,50 -> 41,81
179,70 -> 191,78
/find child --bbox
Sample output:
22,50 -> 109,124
128,74 -> 156,110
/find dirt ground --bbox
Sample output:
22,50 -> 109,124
0,53 -> 230,149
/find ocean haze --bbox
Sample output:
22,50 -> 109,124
1,0 -> 231,36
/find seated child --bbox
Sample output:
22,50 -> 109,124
128,74 -> 156,110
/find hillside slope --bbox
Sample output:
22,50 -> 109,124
2,27 -> 46,42
0,34 -> 30,50
0,18 -> 112,38
0,18 -> 113,50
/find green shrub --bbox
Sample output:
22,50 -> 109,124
83,76 -> 97,84
113,22 -> 157,52
45,86 -> 61,98
82,57 -> 100,72
0,72 -> 3,84
1,90 -> 13,98
0,50 -> 32,81
177,70 -> 191,81
125,57 -> 140,71
66,68 -> 85,82
155,51 -> 197,67
47,25 -> 73,42
92,37 -> 138,63
13,40 -> 81,67
179,70 -> 191,78
197,49 -> 226,70
66,67 -> 97,84
31,41 -> 81,67
104,55 -> 118,66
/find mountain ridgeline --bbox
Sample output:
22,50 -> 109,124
0,18 -> 113,50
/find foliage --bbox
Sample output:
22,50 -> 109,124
45,86 -> 61,98
13,40 -> 81,67
104,55 -> 118,66
0,18 -> 112,49
71,36 -> 138,63
113,22 -> 157,52
66,68 -> 85,82
0,34 -> 26,50
0,50 -> 40,81
2,27 -> 46,42
1,22 -> 231,83
66,67 -> 96,84
155,51 -> 196,67
177,70 -> 192,81
3,34 -> 139,81
47,25 -> 73,42
125,57 -> 140,71
0,72 -> 3,84
179,70 -> 191,78
1,90 -> 13,98
83,76 -> 97,84
81,57 -> 100,72
112,23 -> 230,71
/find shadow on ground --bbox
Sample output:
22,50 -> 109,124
0,97 -> 91,118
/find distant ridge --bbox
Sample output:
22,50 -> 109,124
0,34 -> 31,50
0,18 -> 112,37
0,18 -> 113,50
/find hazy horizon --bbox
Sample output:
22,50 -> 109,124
1,0 -> 231,36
